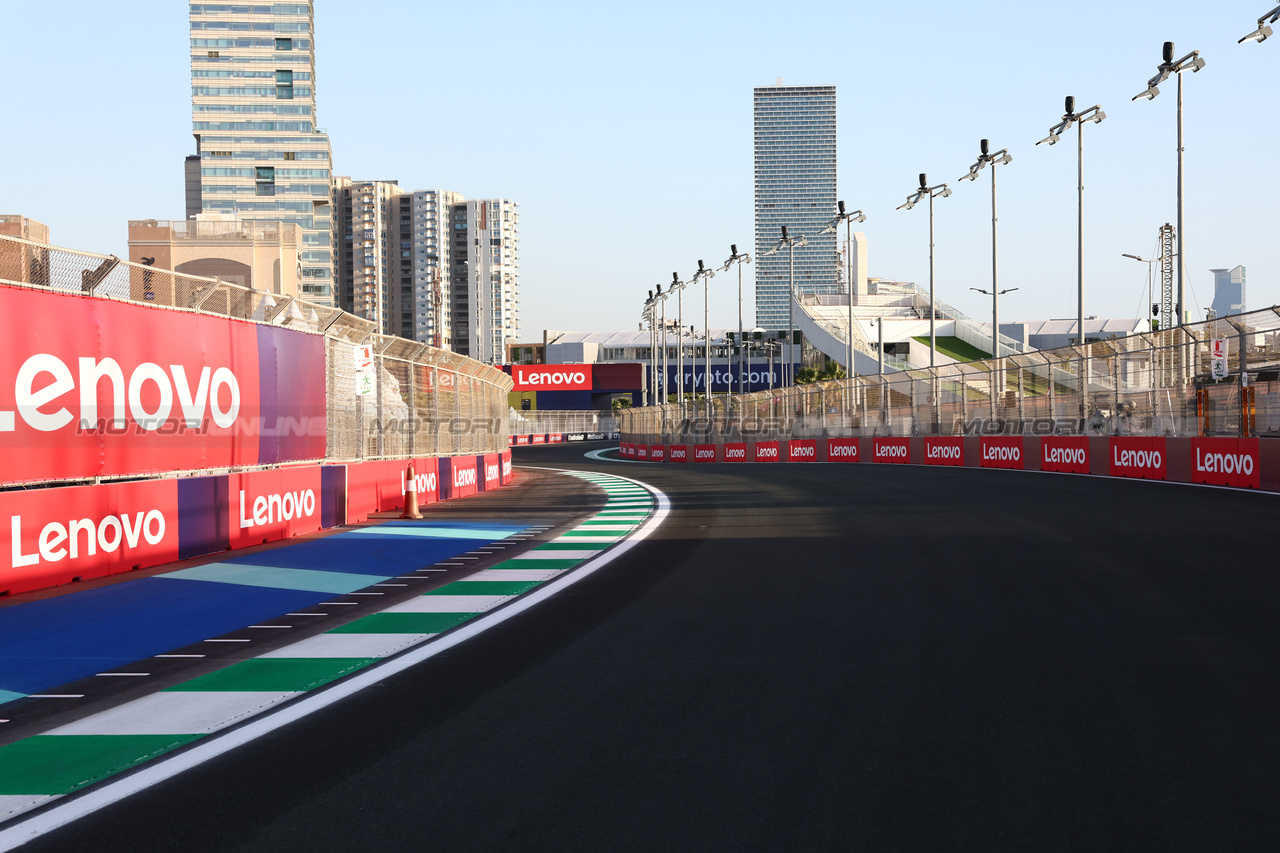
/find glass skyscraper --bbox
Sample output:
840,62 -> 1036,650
753,85 -> 837,330
188,2 -> 334,305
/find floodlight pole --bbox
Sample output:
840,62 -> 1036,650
722,245 -> 751,395
897,175 -> 949,369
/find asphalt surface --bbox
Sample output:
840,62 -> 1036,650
22,444 -> 1280,851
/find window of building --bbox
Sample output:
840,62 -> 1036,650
275,38 -> 292,50
283,152 -> 295,160
207,51 -> 219,58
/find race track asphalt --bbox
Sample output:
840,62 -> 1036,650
24,444 -> 1280,851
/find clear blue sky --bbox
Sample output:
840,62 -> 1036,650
2,1 -> 1275,338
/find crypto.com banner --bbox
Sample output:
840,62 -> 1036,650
0,285 -> 326,486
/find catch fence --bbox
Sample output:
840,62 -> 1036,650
622,307 -> 1280,444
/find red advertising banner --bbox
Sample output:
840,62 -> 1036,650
515,435 -> 529,446
1110,437 -> 1168,480
510,365 -> 593,392
754,441 -> 780,462
650,445 -> 665,462
788,439 -> 817,462
694,444 -> 717,463
1,478 -> 179,595
670,446 -> 688,463
872,438 -> 910,464
549,433 -> 564,444
979,437 -> 1024,470
827,437 -> 859,462
228,466 -> 323,549
1191,438 -> 1259,488
1041,436 -> 1089,473
923,437 -> 963,466
724,442 -> 747,462
531,434 -> 546,445
501,450 -> 513,484
637,445 -> 649,459
448,455 -> 479,498
482,453 -> 502,490
0,285 -> 325,487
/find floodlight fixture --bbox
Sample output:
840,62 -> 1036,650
1133,41 -> 1205,101
1239,5 -> 1279,42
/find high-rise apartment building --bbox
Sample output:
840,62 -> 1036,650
332,186 -> 519,357
1210,265 -> 1246,319
753,84 -> 838,330
188,1 -> 334,305
450,199 -> 521,363
411,190 -> 464,349
332,178 -> 405,331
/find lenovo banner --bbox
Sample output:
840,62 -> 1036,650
651,445 -> 665,462
669,446 -> 688,463
1,478 -> 179,596
923,437 -> 963,466
0,285 -> 326,486
637,445 -> 649,459
827,438 -> 859,462
754,441 -> 780,462
979,437 -> 1024,470
1191,438 -> 1259,488
1110,437 -> 1168,480
510,365 -> 593,392
481,453 -> 502,491
228,466 -> 323,549
873,438 -> 910,464
788,439 -> 817,462
1041,437 -> 1089,474
694,444 -> 716,463
724,443 -> 747,462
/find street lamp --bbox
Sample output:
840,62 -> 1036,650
670,271 -> 687,411
690,259 -> 716,421
819,201 -> 867,376
653,282 -> 671,405
1121,252 -> 1164,331
642,289 -> 656,406
761,225 -> 808,386
721,244 -> 751,395
897,173 -> 951,368
959,139 -> 1014,359
1037,95 -> 1105,348
1133,41 -> 1206,329
1240,5 -> 1279,42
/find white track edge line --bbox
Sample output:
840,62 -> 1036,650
0,468 -> 667,852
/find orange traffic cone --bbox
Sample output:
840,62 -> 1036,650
401,462 -> 423,519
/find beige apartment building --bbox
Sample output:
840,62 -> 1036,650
0,215 -> 52,286
127,215 -> 301,300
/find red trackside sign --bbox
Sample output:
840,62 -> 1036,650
979,437 -> 1023,470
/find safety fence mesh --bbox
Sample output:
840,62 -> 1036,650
508,410 -> 620,436
0,233 -> 511,480
622,307 -> 1280,444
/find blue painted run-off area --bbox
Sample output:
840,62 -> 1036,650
0,520 -> 528,704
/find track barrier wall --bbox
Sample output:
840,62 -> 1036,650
0,450 -> 513,596
619,436 -> 1280,495
0,233 -> 514,594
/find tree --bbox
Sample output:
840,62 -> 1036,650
611,397 -> 633,411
